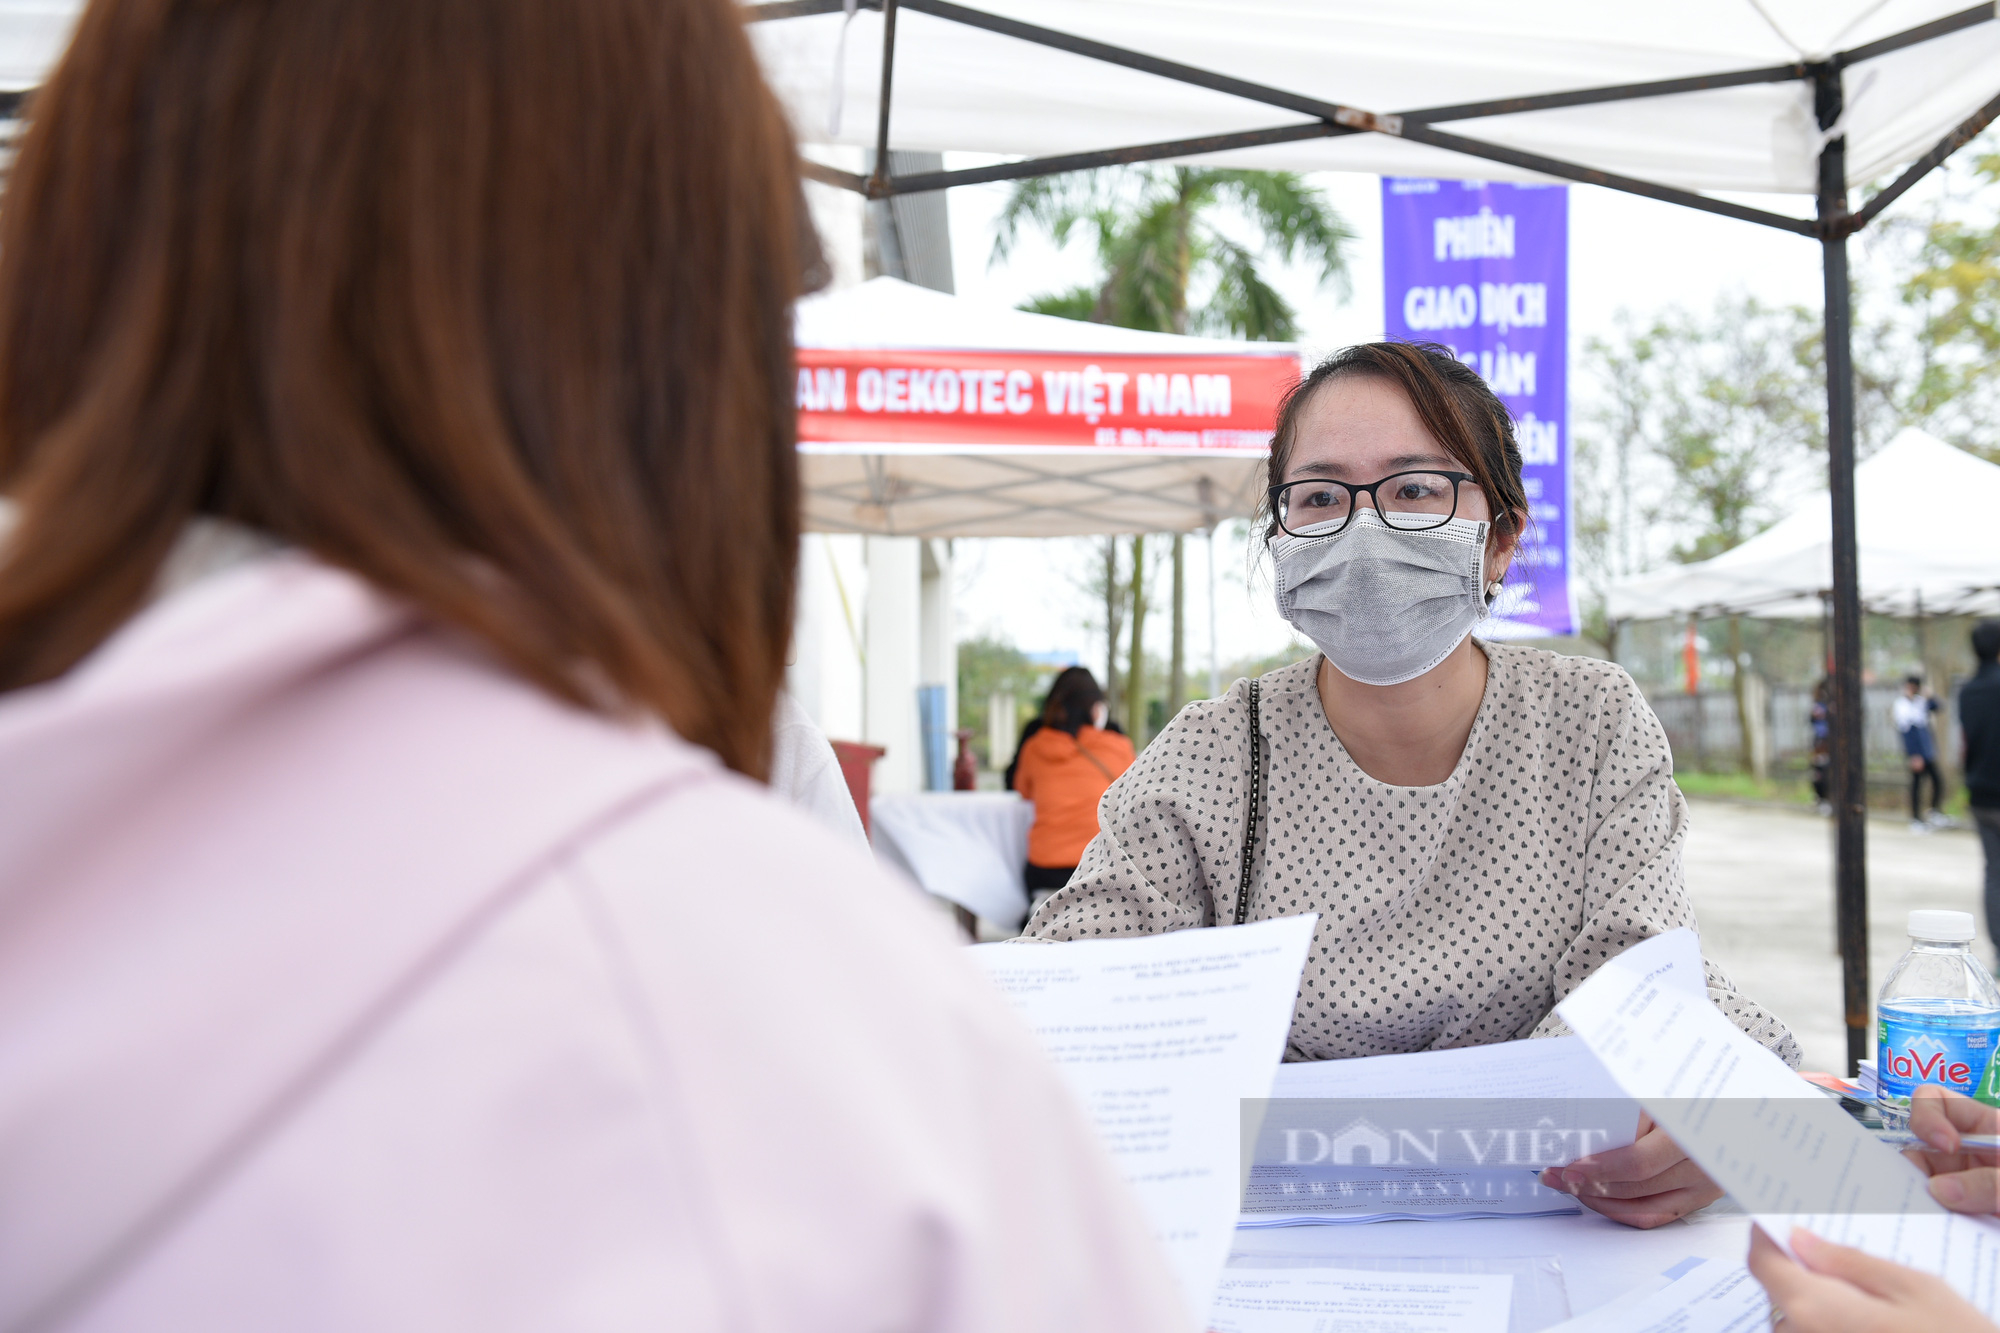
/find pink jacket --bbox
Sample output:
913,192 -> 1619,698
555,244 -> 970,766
0,552 -> 1186,1333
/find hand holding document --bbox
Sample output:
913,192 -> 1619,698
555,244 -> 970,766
1555,929 -> 2000,1318
971,915 -> 1317,1321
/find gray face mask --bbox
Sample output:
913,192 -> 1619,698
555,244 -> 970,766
1271,510 -> 1490,686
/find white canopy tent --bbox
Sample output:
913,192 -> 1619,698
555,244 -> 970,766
1608,430 -> 2000,621
744,0 -> 2000,1070
2,4 -> 1995,197
794,277 -> 1299,537
752,1 -> 2000,217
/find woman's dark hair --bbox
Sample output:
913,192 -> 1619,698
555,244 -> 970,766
0,0 -> 814,779
1041,666 -> 1106,735
1264,341 -> 1528,548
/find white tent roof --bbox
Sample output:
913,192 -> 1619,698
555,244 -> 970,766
795,272 -> 1264,354
1606,428 -> 2000,620
754,0 -> 2000,197
4,2 -> 1993,195
796,279 -> 1297,537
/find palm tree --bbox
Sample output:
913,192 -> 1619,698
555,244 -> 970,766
993,167 -> 1353,340
994,166 -> 1353,737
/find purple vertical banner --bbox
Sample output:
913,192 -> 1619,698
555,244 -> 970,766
1381,178 -> 1574,638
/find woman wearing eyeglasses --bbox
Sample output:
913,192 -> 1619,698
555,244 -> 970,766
1023,340 -> 1799,1229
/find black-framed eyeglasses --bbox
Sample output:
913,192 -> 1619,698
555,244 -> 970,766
1267,470 -> 1477,538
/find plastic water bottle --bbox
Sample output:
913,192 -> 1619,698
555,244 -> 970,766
1876,910 -> 2000,1129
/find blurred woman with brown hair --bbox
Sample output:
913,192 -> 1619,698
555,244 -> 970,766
0,2 -> 1182,1330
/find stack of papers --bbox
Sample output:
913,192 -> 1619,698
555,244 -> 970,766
1239,1034 -> 1639,1227
1857,1057 -> 1880,1102
1210,1269 -> 1513,1333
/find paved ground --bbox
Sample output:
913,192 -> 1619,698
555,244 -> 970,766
1682,799 -> 1990,1074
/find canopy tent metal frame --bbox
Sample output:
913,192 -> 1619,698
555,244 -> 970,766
755,0 -> 2000,1074
806,451 -> 1248,538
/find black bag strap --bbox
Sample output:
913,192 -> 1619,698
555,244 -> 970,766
1071,732 -> 1117,783
1232,677 -> 1263,927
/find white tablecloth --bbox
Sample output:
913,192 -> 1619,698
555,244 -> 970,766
871,792 -> 1035,930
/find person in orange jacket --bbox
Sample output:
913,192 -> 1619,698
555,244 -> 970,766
1009,667 -> 1136,907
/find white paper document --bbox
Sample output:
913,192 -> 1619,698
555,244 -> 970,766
1267,1034 -> 1635,1103
1556,929 -> 2000,1317
1209,1269 -> 1512,1333
1544,1258 -> 1768,1333
971,915 -> 1317,1322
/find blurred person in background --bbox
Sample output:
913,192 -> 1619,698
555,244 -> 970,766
770,690 -> 867,845
1897,672 -> 1948,832
1810,677 -> 1833,815
1965,621 -> 2000,956
0,2 -> 1185,1331
1001,664 -> 1127,790
1008,666 -> 1135,909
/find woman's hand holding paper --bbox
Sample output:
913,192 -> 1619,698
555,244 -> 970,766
1747,1227 -> 1994,1331
1738,1087 -> 2000,1330
1536,1112 -> 1722,1228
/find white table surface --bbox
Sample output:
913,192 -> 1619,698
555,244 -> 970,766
870,791 -> 1035,930
1228,1202 -> 1754,1329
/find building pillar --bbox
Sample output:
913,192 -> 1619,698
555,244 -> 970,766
864,535 -> 922,794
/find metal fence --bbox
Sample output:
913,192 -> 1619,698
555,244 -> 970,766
1648,683 -> 1911,778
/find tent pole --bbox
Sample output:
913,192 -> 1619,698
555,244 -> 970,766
866,0 -> 900,196
1815,63 -> 1870,1078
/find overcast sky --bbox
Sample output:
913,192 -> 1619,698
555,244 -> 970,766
937,159 -> 1924,678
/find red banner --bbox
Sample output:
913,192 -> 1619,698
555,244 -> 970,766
795,348 -> 1299,452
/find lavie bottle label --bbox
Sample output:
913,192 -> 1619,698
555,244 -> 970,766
1979,1045 -> 2000,1108
1877,1018 -> 1996,1100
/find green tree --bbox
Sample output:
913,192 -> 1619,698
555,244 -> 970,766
1574,297 -> 1826,773
994,166 -> 1355,340
1574,280 -> 1984,772
1570,317 -> 1663,660
1651,301 -> 1827,562
1898,143 -> 2000,459
956,635 -> 1047,769
1572,133 -> 2000,769
1575,297 -> 1825,575
1575,270 -> 1983,617
994,166 -> 1354,742
1126,534 -> 1150,739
